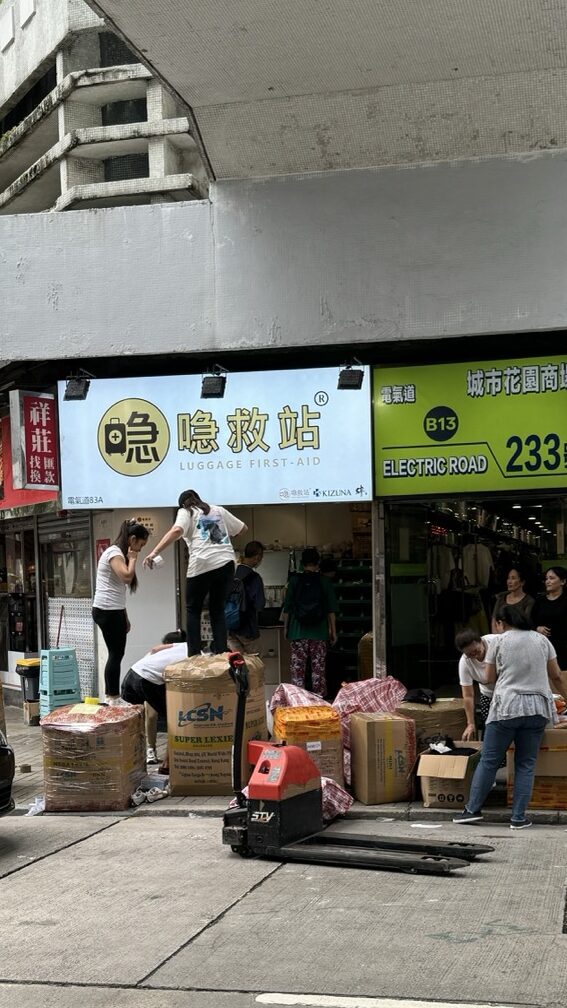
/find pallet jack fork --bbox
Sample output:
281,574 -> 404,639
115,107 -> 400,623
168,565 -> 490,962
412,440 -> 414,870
223,652 -> 494,876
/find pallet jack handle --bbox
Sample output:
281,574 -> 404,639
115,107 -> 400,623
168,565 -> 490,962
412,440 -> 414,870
228,652 -> 249,806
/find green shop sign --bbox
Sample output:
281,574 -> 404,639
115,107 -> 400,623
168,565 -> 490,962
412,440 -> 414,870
373,357 -> 567,497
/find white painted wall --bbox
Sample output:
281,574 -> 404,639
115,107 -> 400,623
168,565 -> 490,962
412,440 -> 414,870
2,151 -> 567,364
92,508 -> 177,697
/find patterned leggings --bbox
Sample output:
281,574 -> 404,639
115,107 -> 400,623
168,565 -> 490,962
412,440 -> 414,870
289,639 -> 327,697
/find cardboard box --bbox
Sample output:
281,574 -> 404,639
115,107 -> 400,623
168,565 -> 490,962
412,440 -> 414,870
23,701 -> 40,726
350,712 -> 416,805
395,698 -> 467,751
272,705 -> 344,785
417,741 -> 481,809
277,738 -> 344,787
506,726 -> 567,809
165,652 -> 267,796
42,703 -> 145,812
0,681 -> 6,738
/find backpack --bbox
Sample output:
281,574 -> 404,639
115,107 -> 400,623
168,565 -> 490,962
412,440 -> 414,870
224,569 -> 250,631
290,572 -> 325,625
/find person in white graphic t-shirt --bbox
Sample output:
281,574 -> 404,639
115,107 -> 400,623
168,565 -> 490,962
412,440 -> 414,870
143,489 -> 247,656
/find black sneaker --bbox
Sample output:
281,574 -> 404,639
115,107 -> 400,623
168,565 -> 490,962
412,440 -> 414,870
510,818 -> 532,830
453,809 -> 483,824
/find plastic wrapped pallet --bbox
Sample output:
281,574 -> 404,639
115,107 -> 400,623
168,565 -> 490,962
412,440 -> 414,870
165,652 -> 266,796
273,705 -> 344,786
42,702 -> 145,812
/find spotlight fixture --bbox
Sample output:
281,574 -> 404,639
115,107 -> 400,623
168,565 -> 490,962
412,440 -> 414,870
63,370 -> 93,401
201,365 -> 227,399
337,358 -> 364,390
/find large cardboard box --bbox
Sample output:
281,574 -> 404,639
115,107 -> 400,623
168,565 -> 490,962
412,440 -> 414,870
42,703 -> 145,812
350,712 -> 416,805
165,652 -> 266,796
417,741 -> 482,809
506,727 -> 567,809
395,698 -> 467,752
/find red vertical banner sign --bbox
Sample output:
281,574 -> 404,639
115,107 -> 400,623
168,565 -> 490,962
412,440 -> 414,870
9,390 -> 60,491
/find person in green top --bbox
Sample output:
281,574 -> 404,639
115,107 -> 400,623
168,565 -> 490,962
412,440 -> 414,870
283,547 -> 337,698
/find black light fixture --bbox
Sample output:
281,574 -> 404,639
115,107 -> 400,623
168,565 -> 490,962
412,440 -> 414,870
63,370 -> 93,401
337,358 -> 364,389
201,365 -> 227,399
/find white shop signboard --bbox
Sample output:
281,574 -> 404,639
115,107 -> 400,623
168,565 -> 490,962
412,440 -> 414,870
58,367 -> 372,507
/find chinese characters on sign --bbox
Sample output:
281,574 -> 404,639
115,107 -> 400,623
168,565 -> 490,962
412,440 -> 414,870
58,369 -> 372,507
9,390 -> 60,491
466,363 -> 567,398
379,384 -> 416,404
374,357 -> 567,496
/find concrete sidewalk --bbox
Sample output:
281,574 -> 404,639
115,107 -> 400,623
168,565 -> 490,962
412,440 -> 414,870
6,706 -> 567,825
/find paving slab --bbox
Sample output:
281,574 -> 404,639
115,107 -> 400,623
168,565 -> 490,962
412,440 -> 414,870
145,820 -> 567,1007
0,815 -> 119,878
0,816 -> 276,987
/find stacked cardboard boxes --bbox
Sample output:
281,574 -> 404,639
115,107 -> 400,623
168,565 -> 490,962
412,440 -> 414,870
165,652 -> 266,796
507,727 -> 567,809
42,702 -> 145,812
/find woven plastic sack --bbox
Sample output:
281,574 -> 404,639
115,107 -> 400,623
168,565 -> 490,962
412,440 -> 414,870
270,683 -> 332,712
332,676 -> 407,750
321,776 -> 353,821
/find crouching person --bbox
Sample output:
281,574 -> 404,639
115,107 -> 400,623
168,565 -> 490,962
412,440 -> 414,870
121,629 -> 187,769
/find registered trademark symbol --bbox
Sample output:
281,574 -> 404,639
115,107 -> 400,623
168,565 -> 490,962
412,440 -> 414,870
314,391 -> 329,406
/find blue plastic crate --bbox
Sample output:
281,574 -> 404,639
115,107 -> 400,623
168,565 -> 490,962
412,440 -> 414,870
40,649 -> 80,693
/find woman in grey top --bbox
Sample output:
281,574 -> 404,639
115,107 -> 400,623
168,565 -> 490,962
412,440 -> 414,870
453,604 -> 563,830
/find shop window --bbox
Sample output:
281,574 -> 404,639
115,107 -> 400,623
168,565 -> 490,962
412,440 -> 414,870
0,527 -> 37,657
40,533 -> 91,599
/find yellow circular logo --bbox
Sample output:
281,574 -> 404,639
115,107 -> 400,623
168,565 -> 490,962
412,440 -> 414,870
97,399 -> 170,476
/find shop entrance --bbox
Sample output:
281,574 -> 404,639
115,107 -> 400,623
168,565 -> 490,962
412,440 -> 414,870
385,494 -> 566,692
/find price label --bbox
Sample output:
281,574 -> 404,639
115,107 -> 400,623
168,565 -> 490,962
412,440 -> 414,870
373,357 -> 567,496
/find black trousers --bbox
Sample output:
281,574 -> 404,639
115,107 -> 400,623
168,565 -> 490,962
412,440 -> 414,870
186,561 -> 235,655
92,607 -> 127,696
121,668 -> 166,717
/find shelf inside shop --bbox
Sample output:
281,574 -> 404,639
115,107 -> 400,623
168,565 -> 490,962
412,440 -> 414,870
334,557 -> 372,680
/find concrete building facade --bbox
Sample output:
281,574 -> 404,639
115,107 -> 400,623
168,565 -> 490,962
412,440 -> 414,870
1,1 -> 566,699
0,0 -> 206,215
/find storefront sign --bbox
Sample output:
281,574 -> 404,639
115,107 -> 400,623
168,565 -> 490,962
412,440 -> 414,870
58,368 -> 372,507
373,357 -> 567,496
0,417 -> 58,512
9,390 -> 60,491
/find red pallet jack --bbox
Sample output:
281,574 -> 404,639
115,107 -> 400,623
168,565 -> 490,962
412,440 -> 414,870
222,653 -> 494,875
